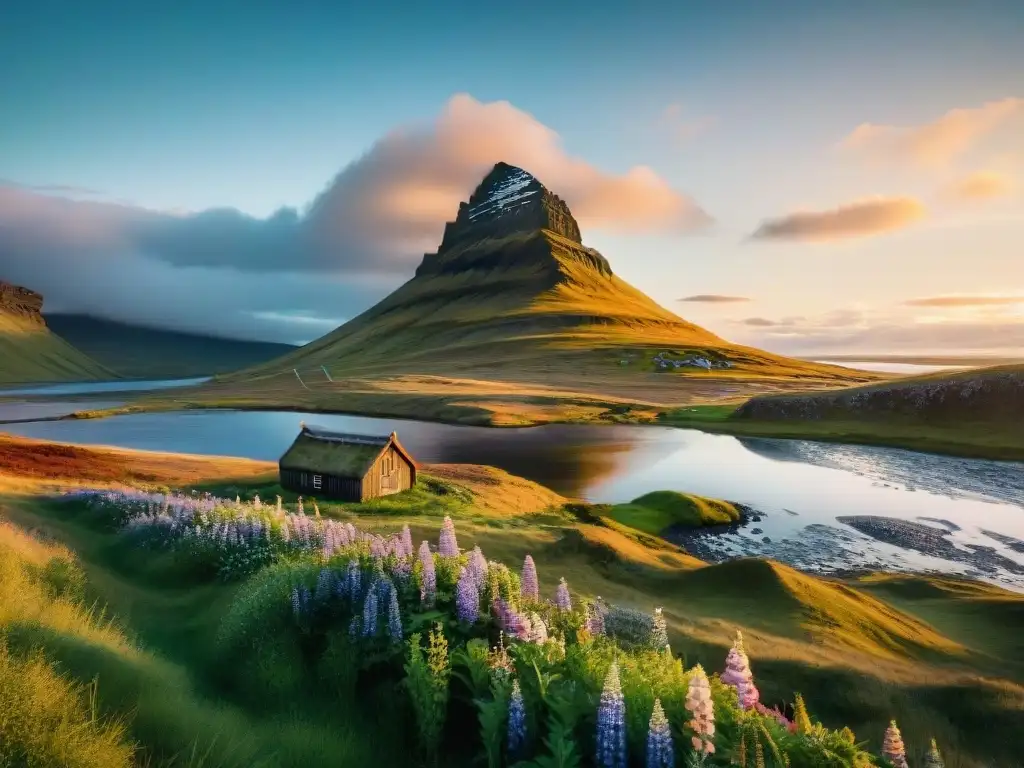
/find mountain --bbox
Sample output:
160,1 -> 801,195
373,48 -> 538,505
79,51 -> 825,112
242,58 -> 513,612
0,282 -> 113,385
45,315 -> 299,379
240,163 -> 860,385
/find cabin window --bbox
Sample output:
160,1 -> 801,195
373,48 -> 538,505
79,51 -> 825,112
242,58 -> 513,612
312,474 -> 322,490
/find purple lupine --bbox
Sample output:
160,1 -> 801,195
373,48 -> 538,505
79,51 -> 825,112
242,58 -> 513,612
507,679 -> 526,757
315,568 -> 332,603
333,574 -> 348,600
468,546 -> 489,591
387,583 -> 403,643
586,600 -> 606,636
685,665 -> 715,757
400,525 -> 414,558
721,631 -> 759,710
455,567 -> 480,624
347,559 -> 362,600
438,516 -> 459,556
646,698 -> 674,768
596,662 -> 627,768
418,540 -> 436,606
555,577 -> 572,611
361,583 -> 379,637
520,555 -> 539,603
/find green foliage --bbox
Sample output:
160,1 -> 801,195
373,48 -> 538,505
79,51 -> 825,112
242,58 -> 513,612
0,641 -> 134,768
405,624 -> 451,764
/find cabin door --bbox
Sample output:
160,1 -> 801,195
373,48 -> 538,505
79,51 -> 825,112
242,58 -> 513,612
380,452 -> 396,493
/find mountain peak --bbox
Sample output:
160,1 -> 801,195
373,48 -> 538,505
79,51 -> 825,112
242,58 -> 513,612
438,162 -> 582,251
416,162 -> 610,279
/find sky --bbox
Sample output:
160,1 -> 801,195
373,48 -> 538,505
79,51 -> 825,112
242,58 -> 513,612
1,0 -> 1023,356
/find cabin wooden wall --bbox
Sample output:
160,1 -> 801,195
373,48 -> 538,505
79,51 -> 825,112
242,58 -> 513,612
361,445 -> 414,500
279,467 -> 362,502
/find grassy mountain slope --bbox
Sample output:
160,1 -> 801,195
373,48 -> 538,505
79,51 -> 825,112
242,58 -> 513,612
243,230 -> 856,382
1,436 -> 1022,766
45,314 -> 298,379
656,365 -> 1024,460
0,309 -> 113,386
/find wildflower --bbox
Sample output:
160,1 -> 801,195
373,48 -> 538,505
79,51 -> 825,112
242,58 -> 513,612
290,586 -> 303,620
419,540 -> 437,606
362,583 -> 379,637
528,612 -> 548,644
314,568 -> 332,603
586,600 -> 606,636
881,721 -> 908,768
651,607 -> 669,650
555,577 -> 572,611
685,665 -> 715,757
468,545 -> 489,591
507,679 -> 526,757
646,698 -> 674,768
792,694 -> 812,734
721,630 -> 759,710
348,615 -> 360,640
347,559 -> 362,601
455,567 -> 480,624
400,524 -> 414,558
438,516 -> 459,556
596,662 -> 627,768
520,555 -> 539,603
387,583 -> 403,643
923,738 -> 945,768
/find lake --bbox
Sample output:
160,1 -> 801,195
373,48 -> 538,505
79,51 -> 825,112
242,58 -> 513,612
3,405 -> 1023,590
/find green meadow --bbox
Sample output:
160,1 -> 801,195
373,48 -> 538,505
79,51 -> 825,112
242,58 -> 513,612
0,435 -> 1021,767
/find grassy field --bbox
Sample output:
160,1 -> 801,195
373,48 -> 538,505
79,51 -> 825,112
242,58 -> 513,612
44,314 -> 298,379
0,433 -> 1022,766
607,491 -> 742,536
0,309 -> 113,385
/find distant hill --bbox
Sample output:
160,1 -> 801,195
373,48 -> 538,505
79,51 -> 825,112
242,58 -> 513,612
0,281 -> 113,385
45,315 -> 298,379
735,363 -> 1024,425
238,163 -> 863,386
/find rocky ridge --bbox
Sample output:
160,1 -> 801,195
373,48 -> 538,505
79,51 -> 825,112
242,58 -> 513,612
416,162 -> 613,279
0,281 -> 45,326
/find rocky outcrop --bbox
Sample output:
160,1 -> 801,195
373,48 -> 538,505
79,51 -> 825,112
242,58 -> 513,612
416,162 -> 612,279
0,281 -> 45,326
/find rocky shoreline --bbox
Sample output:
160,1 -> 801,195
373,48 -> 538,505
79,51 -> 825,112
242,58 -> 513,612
836,516 -> 1024,576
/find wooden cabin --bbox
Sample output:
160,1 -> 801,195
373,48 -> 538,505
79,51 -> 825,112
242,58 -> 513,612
278,423 -> 417,502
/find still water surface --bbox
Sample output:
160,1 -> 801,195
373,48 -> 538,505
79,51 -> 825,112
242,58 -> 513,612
0,377 -> 210,396
3,406 -> 1023,589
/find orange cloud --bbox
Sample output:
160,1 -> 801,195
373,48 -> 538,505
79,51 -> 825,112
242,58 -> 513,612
905,295 -> 1024,308
946,170 -> 1016,200
310,93 -> 711,247
840,97 -> 1024,168
750,197 -> 927,242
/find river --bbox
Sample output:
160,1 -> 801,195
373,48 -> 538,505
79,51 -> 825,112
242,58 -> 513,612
2,402 -> 1023,590
1,371 -> 1023,589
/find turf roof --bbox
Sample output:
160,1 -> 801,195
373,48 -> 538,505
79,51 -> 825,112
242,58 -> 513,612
279,432 -> 387,478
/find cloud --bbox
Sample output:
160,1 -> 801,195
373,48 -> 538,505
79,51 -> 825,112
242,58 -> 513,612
0,94 -> 708,341
905,295 -> 1024,308
731,306 -> 1024,356
946,170 -> 1016,200
678,294 -> 751,303
750,197 -> 927,241
840,97 -> 1024,168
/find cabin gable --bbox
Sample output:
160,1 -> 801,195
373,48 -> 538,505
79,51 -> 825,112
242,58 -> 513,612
279,425 -> 416,502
